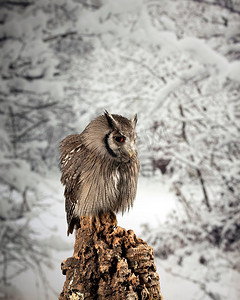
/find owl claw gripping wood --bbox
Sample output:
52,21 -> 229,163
59,111 -> 140,235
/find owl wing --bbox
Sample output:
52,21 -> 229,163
59,134 -> 86,232
60,134 -> 109,234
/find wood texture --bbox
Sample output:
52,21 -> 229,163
59,213 -> 163,300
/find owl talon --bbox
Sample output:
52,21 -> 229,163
95,216 -> 102,229
89,215 -> 102,232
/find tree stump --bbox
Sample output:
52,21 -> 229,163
59,213 -> 163,299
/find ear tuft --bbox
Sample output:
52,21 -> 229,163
131,113 -> 137,128
104,110 -> 118,129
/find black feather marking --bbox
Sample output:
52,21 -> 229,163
67,216 -> 80,235
104,132 -> 117,158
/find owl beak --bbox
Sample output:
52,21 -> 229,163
129,150 -> 135,158
128,143 -> 136,158
129,152 -> 134,158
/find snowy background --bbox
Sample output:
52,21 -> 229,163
0,0 -> 240,299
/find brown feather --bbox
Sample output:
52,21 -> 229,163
59,113 -> 140,235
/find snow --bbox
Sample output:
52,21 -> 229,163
117,176 -> 176,234
1,0 -> 240,299
156,249 -> 240,300
228,60 -> 240,80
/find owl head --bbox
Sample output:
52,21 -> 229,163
82,111 -> 138,163
104,111 -> 138,163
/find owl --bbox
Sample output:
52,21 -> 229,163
60,111 -> 140,235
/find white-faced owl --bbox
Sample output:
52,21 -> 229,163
59,111 -> 140,235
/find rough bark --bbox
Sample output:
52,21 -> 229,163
59,213 -> 163,300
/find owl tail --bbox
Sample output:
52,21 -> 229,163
67,217 -> 80,235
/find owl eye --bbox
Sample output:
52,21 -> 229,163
114,135 -> 125,143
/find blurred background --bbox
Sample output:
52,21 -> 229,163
0,0 -> 240,299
